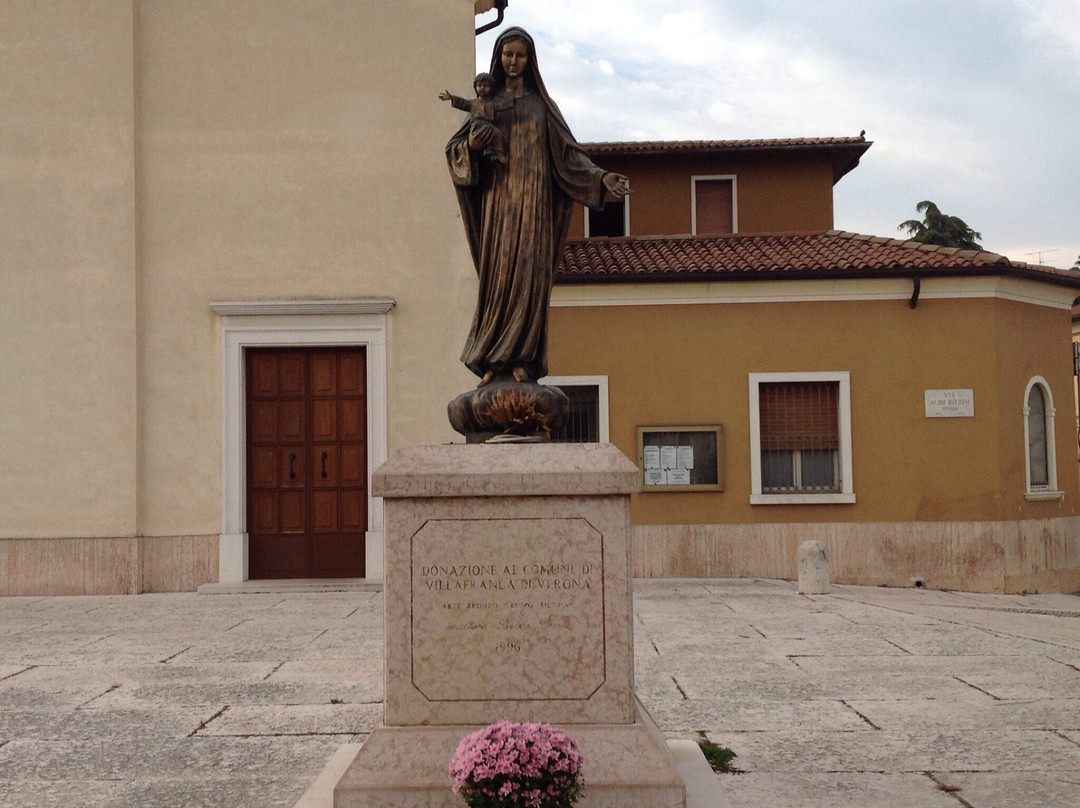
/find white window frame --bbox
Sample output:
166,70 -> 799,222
748,371 -> 855,505
539,374 -> 610,442
1023,375 -> 1064,500
210,299 -> 394,583
691,175 -> 738,236
583,195 -> 630,238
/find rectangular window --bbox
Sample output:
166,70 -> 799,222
749,372 -> 854,504
759,381 -> 840,493
542,376 -> 609,443
584,193 -> 628,238
692,176 -> 736,236
553,385 -> 600,442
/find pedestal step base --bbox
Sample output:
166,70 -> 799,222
333,702 -> 686,808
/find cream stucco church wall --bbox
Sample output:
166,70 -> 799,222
1,1 -> 479,593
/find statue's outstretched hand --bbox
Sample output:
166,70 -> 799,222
439,90 -> 452,101
603,173 -> 633,198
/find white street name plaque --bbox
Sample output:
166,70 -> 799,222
925,389 -> 974,418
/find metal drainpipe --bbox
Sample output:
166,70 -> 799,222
909,275 -> 921,309
476,0 -> 508,36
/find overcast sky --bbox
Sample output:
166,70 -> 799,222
476,0 -> 1080,269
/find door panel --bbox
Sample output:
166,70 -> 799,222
252,447 -> 278,488
310,352 -> 337,395
282,447 -> 305,487
278,353 -> 305,394
250,354 -> 278,396
251,401 -> 279,443
312,399 -> 337,441
280,400 -> 305,443
341,445 -> 364,484
250,491 -> 278,533
339,353 -> 363,392
312,490 -> 338,533
280,490 -> 305,533
246,347 -> 366,579
313,445 -> 336,484
340,400 -> 363,440
340,489 -> 364,531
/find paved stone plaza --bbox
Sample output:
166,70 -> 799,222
1,579 -> 1078,807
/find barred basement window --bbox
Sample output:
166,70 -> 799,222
551,386 -> 600,442
542,376 -> 609,443
748,372 -> 855,505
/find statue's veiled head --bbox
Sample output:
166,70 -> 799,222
488,27 -> 542,92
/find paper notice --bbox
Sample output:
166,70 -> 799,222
668,468 -> 691,485
677,445 -> 694,469
660,445 -> 677,469
643,445 -> 661,469
644,468 -> 667,486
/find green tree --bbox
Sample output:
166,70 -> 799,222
898,200 -> 983,250
1073,254 -> 1079,269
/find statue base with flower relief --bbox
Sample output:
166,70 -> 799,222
331,443 -> 686,807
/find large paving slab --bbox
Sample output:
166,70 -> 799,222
702,727 -> 1080,773
931,771 -> 1080,808
0,581 -> 1078,807
196,703 -> 382,737
718,772 -> 962,808
846,696 -> 1080,732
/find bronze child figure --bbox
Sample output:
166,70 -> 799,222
439,73 -> 511,167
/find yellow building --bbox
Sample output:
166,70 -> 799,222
548,140 -> 1080,593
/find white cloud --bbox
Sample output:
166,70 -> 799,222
1015,0 -> 1080,67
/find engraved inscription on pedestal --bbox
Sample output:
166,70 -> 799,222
410,517 -> 605,702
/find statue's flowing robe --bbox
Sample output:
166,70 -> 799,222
447,88 -> 606,381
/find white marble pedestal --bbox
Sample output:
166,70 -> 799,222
333,443 -> 685,807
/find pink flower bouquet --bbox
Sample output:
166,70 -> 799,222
449,721 -> 584,808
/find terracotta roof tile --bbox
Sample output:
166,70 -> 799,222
582,137 -> 868,154
557,231 -> 1080,288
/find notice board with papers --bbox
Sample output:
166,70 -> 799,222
637,426 -> 724,491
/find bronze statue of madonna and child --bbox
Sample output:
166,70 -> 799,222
443,27 -> 631,441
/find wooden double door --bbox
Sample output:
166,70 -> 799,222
246,347 -> 367,578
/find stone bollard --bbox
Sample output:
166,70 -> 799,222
798,540 -> 830,594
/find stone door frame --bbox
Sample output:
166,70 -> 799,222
211,299 -> 393,583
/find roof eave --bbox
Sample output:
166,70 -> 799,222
556,264 -> 1080,290
582,140 -> 873,185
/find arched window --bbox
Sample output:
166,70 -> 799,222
1023,377 -> 1061,499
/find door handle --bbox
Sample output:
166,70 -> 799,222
288,452 -> 297,480
321,451 -> 328,479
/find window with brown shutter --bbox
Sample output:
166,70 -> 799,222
692,177 -> 735,236
750,372 -> 854,504
758,381 -> 841,494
